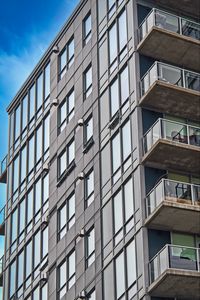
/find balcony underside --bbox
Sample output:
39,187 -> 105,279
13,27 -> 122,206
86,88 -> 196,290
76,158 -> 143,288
148,0 -> 200,19
139,81 -> 200,121
137,27 -> 200,72
142,139 -> 200,176
149,269 -> 200,299
145,200 -> 200,234
0,169 -> 7,184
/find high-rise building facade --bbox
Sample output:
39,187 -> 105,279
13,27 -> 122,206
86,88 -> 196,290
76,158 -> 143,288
0,0 -> 200,299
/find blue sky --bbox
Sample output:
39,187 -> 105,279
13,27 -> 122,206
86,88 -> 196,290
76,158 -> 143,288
0,0 -> 79,263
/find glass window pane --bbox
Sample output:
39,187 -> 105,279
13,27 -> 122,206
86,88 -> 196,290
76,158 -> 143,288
34,231 -> 41,267
104,263 -> 114,300
22,95 -> 28,131
42,226 -> 48,258
85,117 -> 93,142
118,10 -> 127,51
87,228 -> 95,261
120,66 -> 129,104
28,135 -> 35,172
41,283 -> 48,300
37,73 -> 43,110
59,151 -> 66,177
109,23 -> 117,64
21,145 -> 27,183
44,63 -> 50,99
126,240 -> 136,287
26,240 -> 32,278
29,84 -> 35,121
110,78 -> 119,117
115,253 -> 125,298
68,39 -> 74,62
15,105 -> 21,141
112,133 -> 121,173
35,178 -> 41,214
68,90 -> 75,115
86,170 -> 94,197
44,114 -> 50,153
114,191 -> 123,233
10,260 -> 16,297
11,208 -> 18,243
68,251 -> 75,278
59,261 -> 66,288
43,173 -> 49,204
68,140 -> 75,165
84,14 -> 92,38
19,198 -> 25,234
27,188 -> 33,224
60,205 -> 66,230
18,251 -> 24,288
86,67 -> 92,90
68,193 -> 75,220
13,155 -> 19,192
36,124 -> 42,163
124,178 -> 134,222
60,101 -> 66,125
122,120 -> 131,160
33,286 -> 40,300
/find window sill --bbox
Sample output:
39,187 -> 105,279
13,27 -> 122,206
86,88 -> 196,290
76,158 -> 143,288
83,137 -> 94,154
57,160 -> 76,187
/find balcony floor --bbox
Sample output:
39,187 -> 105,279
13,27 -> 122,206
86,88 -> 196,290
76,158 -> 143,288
145,199 -> 200,234
142,139 -> 200,176
139,81 -> 200,122
149,269 -> 200,299
138,27 -> 200,72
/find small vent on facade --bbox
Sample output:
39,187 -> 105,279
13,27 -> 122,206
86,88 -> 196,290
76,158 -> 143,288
77,172 -> 84,180
77,119 -> 84,127
40,272 -> 48,282
52,98 -> 59,106
77,290 -> 86,299
78,229 -> 85,238
52,45 -> 59,54
41,215 -> 48,226
43,162 -> 49,172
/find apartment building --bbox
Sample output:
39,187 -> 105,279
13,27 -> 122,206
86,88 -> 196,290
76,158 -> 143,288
0,0 -> 199,299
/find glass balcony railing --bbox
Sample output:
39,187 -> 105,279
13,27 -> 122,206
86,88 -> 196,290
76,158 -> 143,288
0,206 -> 5,226
0,156 -> 7,177
140,61 -> 200,96
139,8 -> 200,42
146,178 -> 200,217
149,244 -> 200,284
143,118 -> 200,154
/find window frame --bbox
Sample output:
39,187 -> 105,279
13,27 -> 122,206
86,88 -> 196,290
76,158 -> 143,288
85,227 -> 95,269
84,64 -> 92,99
83,12 -> 92,45
59,36 -> 74,80
84,168 -> 94,208
58,192 -> 75,240
58,88 -> 75,133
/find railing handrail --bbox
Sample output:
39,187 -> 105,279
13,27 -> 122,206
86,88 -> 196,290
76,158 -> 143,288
146,177 -> 200,199
140,60 -> 200,83
143,117 -> 200,140
149,244 -> 200,264
138,7 -> 200,35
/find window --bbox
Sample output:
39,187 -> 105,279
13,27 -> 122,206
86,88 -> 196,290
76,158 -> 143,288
36,72 -> 43,113
84,65 -> 92,99
111,119 -> 132,183
25,240 -> 32,288
9,260 -> 16,297
110,65 -> 129,118
85,169 -> 94,207
115,240 -> 136,299
86,227 -> 95,268
108,10 -> 127,72
58,250 -> 75,299
87,289 -> 95,300
58,139 -> 75,179
29,84 -> 36,123
59,37 -> 74,80
58,193 -> 75,240
102,177 -> 135,247
84,116 -> 93,146
44,62 -> 50,102
22,95 -> 28,135
83,13 -> 92,45
58,89 -> 75,133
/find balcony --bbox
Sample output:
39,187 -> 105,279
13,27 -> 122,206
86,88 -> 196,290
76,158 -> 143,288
145,178 -> 200,233
0,156 -> 7,184
149,244 -> 200,298
0,255 -> 3,286
139,62 -> 200,121
138,9 -> 200,72
0,206 -> 5,236
142,118 -> 200,175
147,0 -> 200,20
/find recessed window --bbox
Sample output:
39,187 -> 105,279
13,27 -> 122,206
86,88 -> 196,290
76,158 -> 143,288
84,115 -> 93,146
85,169 -> 94,207
84,65 -> 92,99
58,139 -> 75,179
59,37 -> 74,80
85,227 -> 95,268
58,193 -> 75,240
58,250 -> 75,299
58,89 -> 75,133
83,13 -> 92,45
